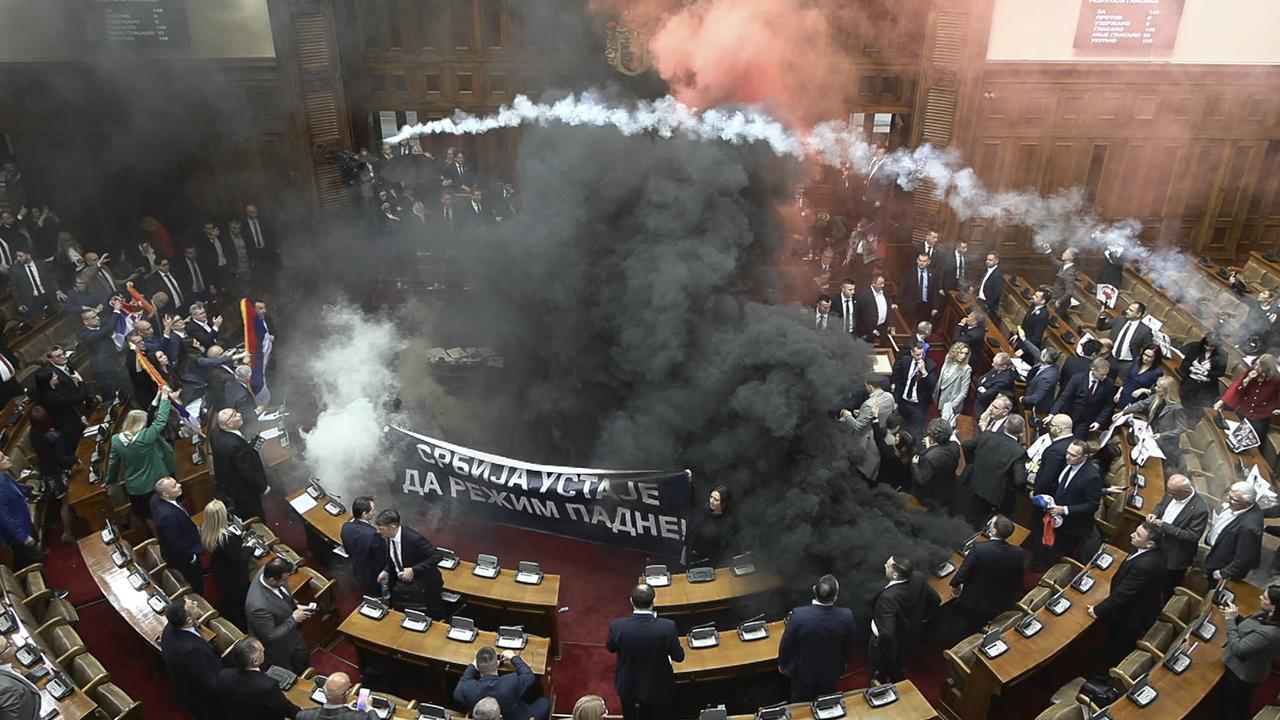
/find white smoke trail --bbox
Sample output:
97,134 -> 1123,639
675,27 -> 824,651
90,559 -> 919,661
387,91 -> 1242,333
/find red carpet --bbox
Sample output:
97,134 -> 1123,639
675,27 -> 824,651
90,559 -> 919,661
42,486 -> 1280,719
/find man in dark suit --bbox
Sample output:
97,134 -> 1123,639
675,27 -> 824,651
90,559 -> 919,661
374,508 -> 445,618
215,638 -> 301,720
1050,248 -> 1081,315
950,515 -> 1025,638
974,353 -> 1016,419
954,310 -> 986,366
1051,358 -> 1115,438
938,239 -> 972,295
246,558 -> 313,673
161,598 -> 222,720
813,294 -> 837,332
174,245 -> 215,304
911,419 -> 960,510
1146,474 -> 1209,597
831,279 -> 859,336
891,341 -> 936,449
444,151 -> 478,193
150,477 -> 204,591
9,249 -> 62,321
211,408 -> 269,521
1203,481 -> 1264,582
777,574 -> 857,702
918,230 -> 942,264
79,302 -> 128,400
1033,415 -> 1076,501
187,302 -> 221,354
1021,348 -> 1061,420
1089,521 -> 1167,666
243,204 -> 277,273
1044,440 -> 1103,562
339,496 -> 385,600
606,584 -> 685,720
974,251 -> 1004,318
856,274 -> 894,344
453,646 -> 550,720
898,252 -> 938,325
1059,339 -> 1103,392
298,672 -> 373,720
221,365 -> 260,430
869,556 -> 940,684
960,415 -> 1028,528
147,257 -> 189,311
1098,302 -> 1153,375
1020,289 -> 1053,350
461,188 -> 494,228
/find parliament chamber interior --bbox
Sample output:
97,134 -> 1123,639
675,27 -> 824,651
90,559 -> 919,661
1,0 -> 1280,719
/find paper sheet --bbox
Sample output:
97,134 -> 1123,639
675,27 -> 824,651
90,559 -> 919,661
288,493 -> 318,514
259,427 -> 284,440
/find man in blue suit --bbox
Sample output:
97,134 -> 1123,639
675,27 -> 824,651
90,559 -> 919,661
0,452 -> 39,570
150,477 -> 205,591
950,515 -> 1025,638
453,646 -> 550,720
340,496 -> 385,598
606,584 -> 684,720
778,574 -> 857,702
1051,358 -> 1115,438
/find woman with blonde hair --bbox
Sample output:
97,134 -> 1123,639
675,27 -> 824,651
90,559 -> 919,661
933,342 -> 972,425
106,390 -> 175,532
200,499 -> 253,630
1119,375 -> 1188,472
571,695 -> 607,720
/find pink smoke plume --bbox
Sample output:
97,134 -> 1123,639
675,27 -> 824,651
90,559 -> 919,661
593,0 -> 856,126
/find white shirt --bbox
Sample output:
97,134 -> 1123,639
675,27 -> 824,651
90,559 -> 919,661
977,266 -> 997,300
870,579 -> 907,637
904,360 -> 921,403
1207,504 -> 1250,545
389,526 -> 404,571
873,290 -> 888,324
1160,490 -> 1195,525
1115,320 -> 1139,361
841,294 -> 855,333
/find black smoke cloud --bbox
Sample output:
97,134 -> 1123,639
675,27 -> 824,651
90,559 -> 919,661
446,124 -> 973,606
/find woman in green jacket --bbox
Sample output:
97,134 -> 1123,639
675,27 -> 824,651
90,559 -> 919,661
106,391 -> 175,530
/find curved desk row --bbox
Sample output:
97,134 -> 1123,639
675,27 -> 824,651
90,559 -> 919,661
725,682 -> 937,720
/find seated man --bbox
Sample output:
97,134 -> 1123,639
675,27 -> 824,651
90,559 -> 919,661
215,638 -> 300,719
453,646 -> 550,720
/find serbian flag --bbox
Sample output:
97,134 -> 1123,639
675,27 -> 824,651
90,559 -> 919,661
112,283 -> 154,350
128,341 -> 201,435
240,298 -> 271,405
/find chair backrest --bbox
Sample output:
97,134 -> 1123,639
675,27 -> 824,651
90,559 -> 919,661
1019,586 -> 1053,614
1039,562 -> 1079,591
152,568 -> 191,598
134,539 -> 165,573
1110,649 -> 1155,689
207,617 -> 246,657
1138,621 -> 1176,656
69,653 -> 111,694
92,682 -> 141,720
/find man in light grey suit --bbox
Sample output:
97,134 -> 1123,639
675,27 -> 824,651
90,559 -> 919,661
0,636 -> 40,720
297,672 -> 374,719
838,378 -> 896,483
246,557 -> 313,673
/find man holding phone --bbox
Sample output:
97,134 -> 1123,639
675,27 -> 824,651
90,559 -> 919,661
298,672 -> 374,719
246,557 -> 314,673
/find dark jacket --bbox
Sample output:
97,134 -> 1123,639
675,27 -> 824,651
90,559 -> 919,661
1093,548 -> 1166,634
1204,504 -> 1264,580
950,538 -> 1025,620
1150,491 -> 1209,571
1022,363 -> 1060,415
854,288 -> 892,338
0,474 -> 35,554
898,266 -> 938,320
1052,372 -> 1115,434
209,531 -> 253,627
214,667 -> 300,720
211,428 -> 269,521
911,441 -> 959,509
340,518 -> 386,598
1177,340 -> 1228,409
974,367 -> 1016,418
606,612 -> 684,703
871,573 -> 940,653
1033,436 -> 1074,496
161,623 -> 223,718
960,431 -> 1027,507
151,495 -> 203,572
453,656 -> 539,720
1100,316 -> 1154,366
685,509 -> 732,567
1050,461 -> 1103,539
1020,305 -> 1052,349
778,603 -> 857,690
384,526 -> 445,602
975,266 -> 1004,317
891,354 -> 937,408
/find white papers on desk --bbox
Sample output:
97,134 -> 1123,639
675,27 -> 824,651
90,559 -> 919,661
259,409 -> 285,423
259,426 -> 284,440
289,493 -> 318,515
1011,357 -> 1032,380
1098,413 -> 1133,448
1246,465 -> 1277,505
1225,418 -> 1262,452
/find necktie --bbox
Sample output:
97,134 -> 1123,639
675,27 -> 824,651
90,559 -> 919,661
162,273 -> 183,305
188,259 -> 204,293
392,539 -> 403,572
818,313 -> 827,330
1088,380 -> 1097,398
26,263 -> 43,295
906,361 -> 918,401
957,254 -> 964,279
920,269 -> 927,302
250,219 -> 264,248
0,239 -> 9,266
1058,464 -> 1076,493
1117,321 -> 1137,360
277,586 -> 296,608
844,298 -> 854,333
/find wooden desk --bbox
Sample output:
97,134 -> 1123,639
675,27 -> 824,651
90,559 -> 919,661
1106,580 -> 1261,720
1106,436 -> 1166,546
951,545 -> 1128,720
1,597 -> 98,719
287,487 -> 563,653
725,682 -> 938,720
285,682 -> 417,719
926,523 -> 1031,605
66,407 -> 118,534
673,620 -> 785,680
337,606 -> 551,700
648,566 -> 782,617
79,535 -> 171,650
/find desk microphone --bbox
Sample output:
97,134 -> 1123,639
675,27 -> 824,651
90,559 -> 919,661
741,613 -> 764,625
690,621 -> 716,631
